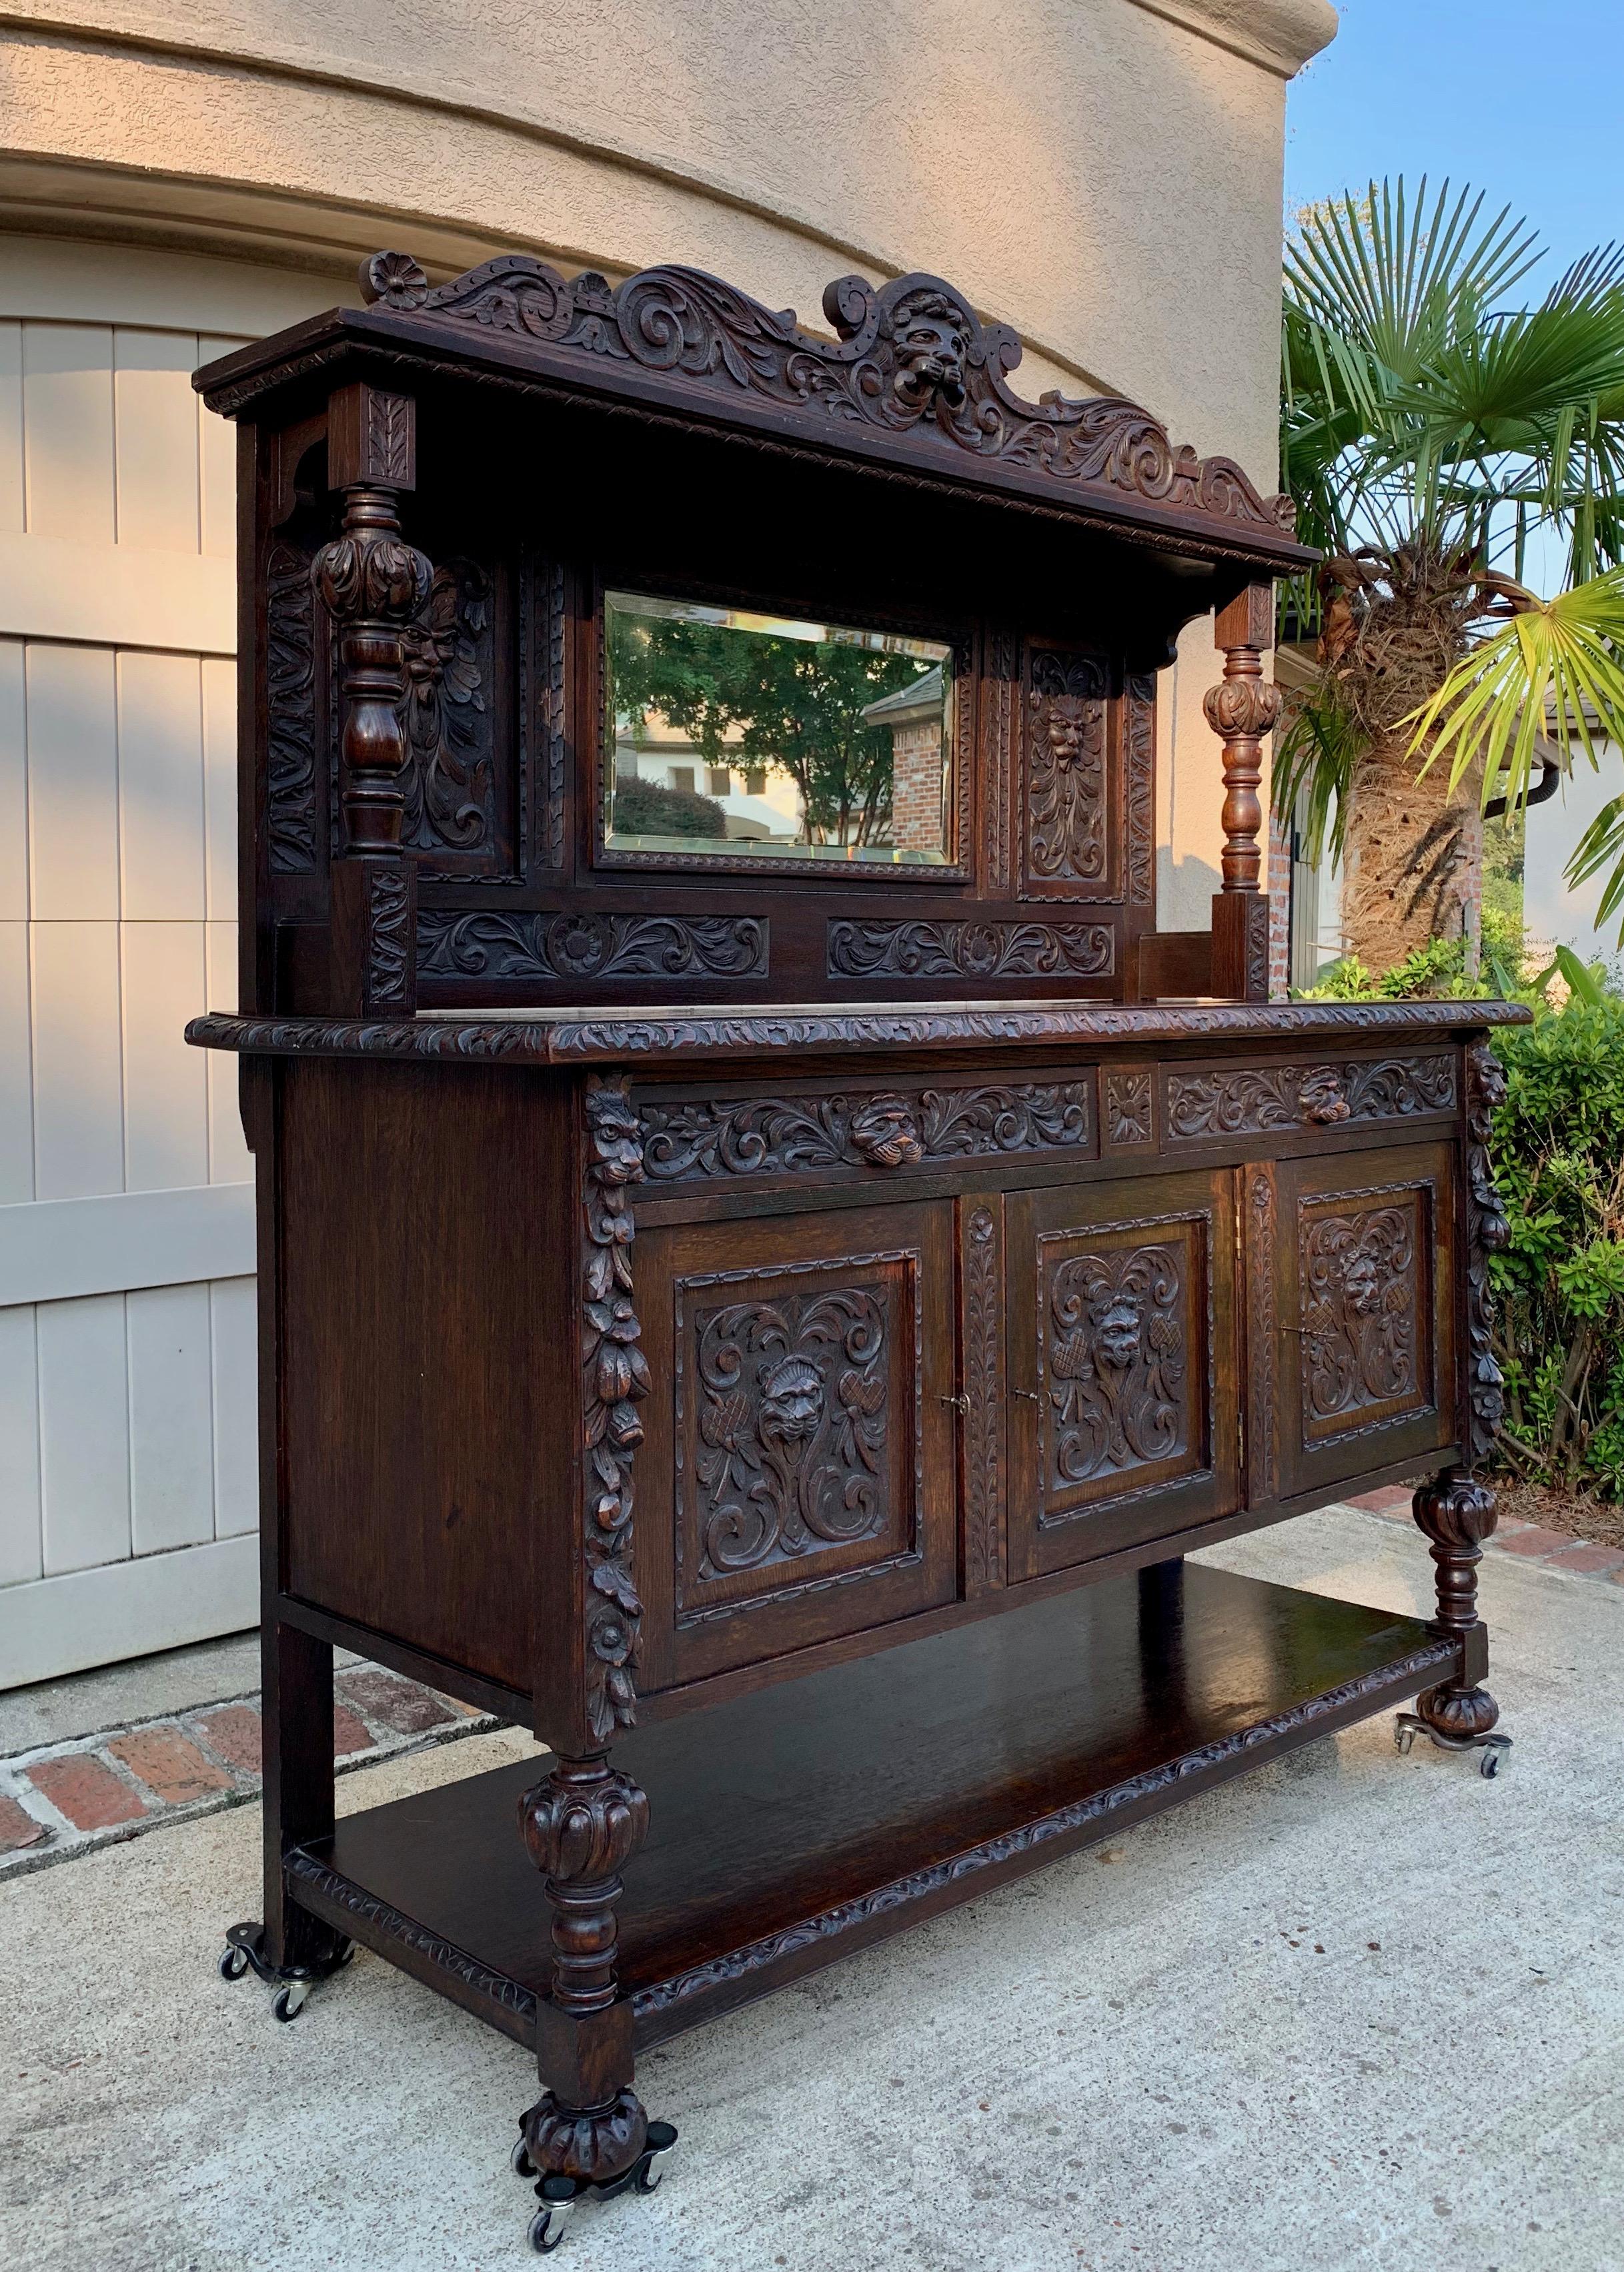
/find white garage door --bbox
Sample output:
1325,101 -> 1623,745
0,238 -> 341,1688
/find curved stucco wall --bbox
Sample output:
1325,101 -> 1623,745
0,0 -> 1335,923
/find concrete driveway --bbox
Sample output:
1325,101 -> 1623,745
4,1504 -> 1621,2272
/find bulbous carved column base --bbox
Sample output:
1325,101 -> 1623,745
1397,1466 -> 1512,1776
1395,1694 -> 1512,1777
521,2087 -> 648,2183
513,2102 -> 679,2253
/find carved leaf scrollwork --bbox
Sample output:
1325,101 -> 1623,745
354,251 -> 1297,536
1464,1041 -> 1509,1466
1124,674 -> 1155,909
828,918 -> 1114,980
418,910 -> 766,982
1026,650 -> 1107,887
1166,1055 -> 1457,1140
399,561 -> 496,855
692,1288 -> 890,1582
265,543 -> 318,872
1046,1243 -> 1186,1486
581,1079 -> 650,1744
639,1081 -> 1091,1181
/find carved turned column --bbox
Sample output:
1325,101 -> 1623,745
1204,583 -> 1281,1003
1410,1041 -> 1510,1744
311,380 -> 432,1014
519,1077 -> 655,2183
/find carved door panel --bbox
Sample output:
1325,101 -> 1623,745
1005,1171 -> 1239,1580
636,1201 -> 956,1688
1271,1143 -> 1457,1502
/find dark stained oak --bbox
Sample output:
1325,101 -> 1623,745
189,243 -> 1526,2218
296,1562 -> 1457,2049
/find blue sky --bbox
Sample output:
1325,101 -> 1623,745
1287,0 -> 1624,271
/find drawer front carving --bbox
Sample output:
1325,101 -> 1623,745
1272,1143 -> 1457,1499
1163,1053 -> 1457,1143
1006,1170 -> 1239,1580
827,917 -> 1114,979
637,1075 -> 1095,1184
635,1203 -> 956,1687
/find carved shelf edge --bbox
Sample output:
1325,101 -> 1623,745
195,257 -> 1317,572
186,1000 -> 1533,1070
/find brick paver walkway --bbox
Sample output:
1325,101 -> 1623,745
1345,1484 -> 1624,1580
0,1663 -> 496,1876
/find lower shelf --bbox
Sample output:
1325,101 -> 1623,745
289,1561 -> 1457,2053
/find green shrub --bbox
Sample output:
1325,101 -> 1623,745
610,776 -> 728,838
1489,999 -> 1624,1498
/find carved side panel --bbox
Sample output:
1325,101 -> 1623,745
1246,1164 -> 1277,1504
1103,1070 -> 1153,1148
1297,1185 -> 1430,1446
265,542 -> 319,873
1023,648 -> 1110,897
960,1203 -> 1005,1592
1463,1041 -> 1509,1468
1123,674 -> 1156,911
1034,1210 -> 1213,1529
828,917 -> 1114,981
673,1251 -> 922,1628
522,555 -> 568,877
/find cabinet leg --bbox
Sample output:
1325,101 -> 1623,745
218,1620 -> 352,2009
1397,1468 -> 1511,1776
517,1753 -> 676,2224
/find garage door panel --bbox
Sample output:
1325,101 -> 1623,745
117,649 -> 206,920
39,1289 -> 130,1575
27,642 -> 119,919
122,921 -> 210,1192
205,921 -> 249,1181
128,1280 -> 215,1555
0,324 -> 19,534
0,922 -> 29,1205
203,654 -> 237,919
22,322 -> 115,543
113,328 -> 201,552
199,341 -> 239,559
31,921 -> 124,1200
0,639 -> 24,919
0,1302 -> 41,1587
209,1275 -> 259,1540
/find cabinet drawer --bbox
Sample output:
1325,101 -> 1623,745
1266,1142 -> 1457,1500
1005,1170 -> 1240,1580
634,1201 -> 957,1687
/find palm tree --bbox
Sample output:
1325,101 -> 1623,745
1275,179 -> 1624,975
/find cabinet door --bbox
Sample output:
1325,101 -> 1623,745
1006,1171 -> 1239,1580
1271,1142 -> 1457,1500
636,1200 -> 957,1688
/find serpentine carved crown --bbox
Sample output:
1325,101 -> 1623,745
347,249 -> 1296,542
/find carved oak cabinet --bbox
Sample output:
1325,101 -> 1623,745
191,250 -> 1527,2250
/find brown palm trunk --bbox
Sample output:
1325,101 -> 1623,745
1343,734 -> 1483,971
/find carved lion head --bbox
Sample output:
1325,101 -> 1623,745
850,1097 -> 924,1168
1042,694 -> 1098,771
1094,1295 -> 1144,1371
890,294 -> 970,410
759,1355 -> 826,1443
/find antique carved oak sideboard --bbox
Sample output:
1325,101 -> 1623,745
190,249 -> 1527,2251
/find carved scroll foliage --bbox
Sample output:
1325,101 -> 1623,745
1124,674 -> 1156,909
419,910 -> 766,982
399,561 -> 497,857
640,1082 -> 1090,1181
690,1286 -> 891,1583
358,253 -> 1297,537
1165,1055 -> 1457,1140
1247,1167 -> 1277,1504
1301,1204 -> 1417,1426
365,867 -> 412,1012
1026,650 -> 1107,887
581,1079 -> 650,1745
981,627 -> 1018,895
1046,1243 -> 1186,1487
1464,1040 -> 1509,1465
828,918 -> 1114,980
265,543 -> 318,872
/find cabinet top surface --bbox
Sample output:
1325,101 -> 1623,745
187,996 -> 1531,1071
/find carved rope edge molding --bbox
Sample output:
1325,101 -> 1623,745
325,252 -> 1299,542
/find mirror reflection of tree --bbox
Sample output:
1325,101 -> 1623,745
608,610 -> 940,849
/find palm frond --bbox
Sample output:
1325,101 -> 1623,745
1405,570 -> 1624,812
1569,792 -> 1624,941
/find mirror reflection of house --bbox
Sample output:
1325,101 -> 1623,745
862,663 -> 948,855
612,711 -> 802,843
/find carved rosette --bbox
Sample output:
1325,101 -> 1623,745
1104,1071 -> 1152,1147
581,1079 -> 650,1746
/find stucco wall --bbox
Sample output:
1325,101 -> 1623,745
0,0 -> 1335,927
